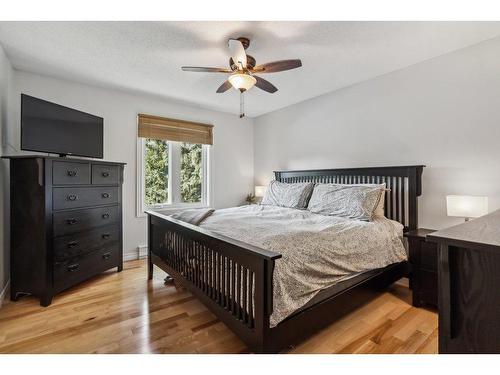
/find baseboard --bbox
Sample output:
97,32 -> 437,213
0,280 -> 10,308
123,246 -> 148,262
123,251 -> 138,262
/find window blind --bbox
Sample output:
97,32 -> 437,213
138,114 -> 213,145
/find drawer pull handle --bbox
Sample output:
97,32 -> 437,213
67,194 -> 78,201
67,264 -> 80,272
102,193 -> 110,199
67,218 -> 78,225
102,233 -> 110,239
67,170 -> 77,177
67,241 -> 78,249
102,213 -> 110,219
102,172 -> 110,177
102,252 -> 111,260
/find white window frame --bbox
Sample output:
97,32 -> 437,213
136,138 -> 212,217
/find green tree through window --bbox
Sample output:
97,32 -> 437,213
145,139 -> 168,205
144,140 -> 203,207
181,143 -> 202,203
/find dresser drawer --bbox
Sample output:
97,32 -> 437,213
53,161 -> 90,185
53,224 -> 120,261
92,164 -> 120,185
53,206 -> 120,237
420,241 -> 438,271
53,245 -> 120,293
53,186 -> 119,210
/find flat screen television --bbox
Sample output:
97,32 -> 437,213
21,94 -> 104,158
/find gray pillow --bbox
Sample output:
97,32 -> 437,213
307,183 -> 384,221
261,180 -> 314,209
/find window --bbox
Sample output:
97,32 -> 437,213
137,114 -> 212,216
144,139 -> 169,206
180,142 -> 203,203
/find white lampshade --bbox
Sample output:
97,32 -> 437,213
446,195 -> 488,219
254,185 -> 267,197
228,73 -> 256,91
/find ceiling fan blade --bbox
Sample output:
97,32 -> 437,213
216,80 -> 232,93
252,59 -> 302,73
228,39 -> 247,69
181,66 -> 232,73
254,76 -> 278,93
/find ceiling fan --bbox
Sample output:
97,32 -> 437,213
181,37 -> 302,118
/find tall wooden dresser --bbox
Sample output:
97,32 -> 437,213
429,210 -> 500,353
5,156 -> 125,306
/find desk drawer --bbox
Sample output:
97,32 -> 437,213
53,224 -> 119,261
53,206 -> 120,237
53,161 -> 90,185
53,186 -> 119,210
53,245 -> 120,292
92,164 -> 120,185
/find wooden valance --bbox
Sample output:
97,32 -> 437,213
138,114 -> 213,145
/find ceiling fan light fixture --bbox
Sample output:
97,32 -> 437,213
228,73 -> 256,91
181,37 -> 302,117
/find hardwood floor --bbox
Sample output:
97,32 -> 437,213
0,260 -> 438,354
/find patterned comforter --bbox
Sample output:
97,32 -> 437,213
199,204 -> 407,327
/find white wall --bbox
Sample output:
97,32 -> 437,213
6,70 -> 254,259
254,36 -> 500,230
0,45 -> 14,298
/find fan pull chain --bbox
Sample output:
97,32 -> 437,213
239,90 -> 245,118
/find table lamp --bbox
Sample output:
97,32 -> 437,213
254,185 -> 267,202
446,195 -> 488,221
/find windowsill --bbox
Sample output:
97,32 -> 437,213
136,203 -> 210,218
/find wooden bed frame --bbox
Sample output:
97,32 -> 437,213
146,165 -> 425,353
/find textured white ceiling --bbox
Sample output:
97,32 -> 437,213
1,21 -> 500,117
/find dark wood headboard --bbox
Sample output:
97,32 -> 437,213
274,165 -> 425,232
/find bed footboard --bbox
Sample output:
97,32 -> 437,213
146,210 -> 282,352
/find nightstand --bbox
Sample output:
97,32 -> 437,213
405,228 -> 438,308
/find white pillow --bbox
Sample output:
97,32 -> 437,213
307,183 -> 385,221
333,183 -> 386,217
261,180 -> 314,209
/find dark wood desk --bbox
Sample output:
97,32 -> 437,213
428,210 -> 500,353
